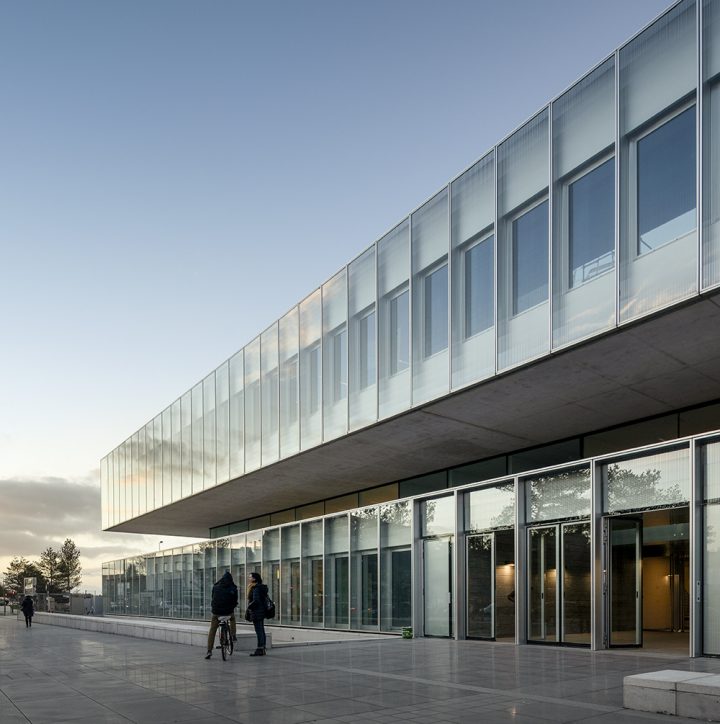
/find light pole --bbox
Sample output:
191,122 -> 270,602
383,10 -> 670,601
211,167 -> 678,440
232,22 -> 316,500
158,540 -> 164,551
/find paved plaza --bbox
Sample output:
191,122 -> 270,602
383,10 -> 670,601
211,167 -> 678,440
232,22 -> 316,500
2,616 -> 720,723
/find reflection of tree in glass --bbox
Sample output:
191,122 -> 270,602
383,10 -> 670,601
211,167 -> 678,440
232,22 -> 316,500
485,483 -> 516,529
606,464 -> 684,511
379,502 -> 411,528
528,468 -> 591,522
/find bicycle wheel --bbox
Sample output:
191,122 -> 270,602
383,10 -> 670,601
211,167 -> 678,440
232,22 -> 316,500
220,625 -> 229,661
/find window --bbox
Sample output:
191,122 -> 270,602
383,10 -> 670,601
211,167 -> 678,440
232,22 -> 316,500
280,355 -> 298,424
423,264 -> 448,357
637,105 -> 696,254
389,289 -> 409,375
308,344 -> 321,413
331,327 -> 347,402
568,158 -> 614,287
358,309 -> 375,390
464,235 -> 493,337
512,200 -> 548,314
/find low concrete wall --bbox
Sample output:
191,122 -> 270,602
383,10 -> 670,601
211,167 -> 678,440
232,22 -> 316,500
32,612 -> 269,650
624,669 -> 720,721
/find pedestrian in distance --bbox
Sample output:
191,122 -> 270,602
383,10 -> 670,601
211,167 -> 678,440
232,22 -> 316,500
246,571 -> 268,656
205,571 -> 238,660
20,596 -> 34,628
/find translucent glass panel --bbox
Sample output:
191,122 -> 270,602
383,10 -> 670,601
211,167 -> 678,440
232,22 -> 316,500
244,337 -> 261,472
281,525 -> 300,624
703,0 -> 720,288
465,482 -> 515,531
301,520 -> 323,627
349,247 -> 377,430
497,110 -> 550,369
702,442 -> 720,653
171,400 -> 181,501
325,515 -> 349,628
261,325 -> 279,465
380,501 -> 412,631
552,58 -> 616,347
525,466 -> 591,522
153,414 -> 163,507
421,495 -> 455,536
228,351 -> 244,480
279,309 -> 299,458
191,384 -> 203,494
101,456 -> 108,529
412,190 -> 449,404
299,291 -> 322,449
180,391 -> 191,498
161,408 -> 171,504
602,446 -> 690,513
619,0 -> 697,321
451,153 -> 495,388
323,270 -> 348,441
216,362 -> 230,485
351,508 -> 378,629
144,421 -> 153,515
202,372 -> 216,489
262,529 -> 280,609
378,221 -> 410,418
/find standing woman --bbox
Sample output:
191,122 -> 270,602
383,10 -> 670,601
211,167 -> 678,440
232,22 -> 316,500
20,596 -> 34,628
246,572 -> 268,656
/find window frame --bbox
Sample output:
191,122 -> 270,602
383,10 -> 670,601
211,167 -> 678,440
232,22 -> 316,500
510,195 -> 549,317
460,228 -> 494,340
628,98 -> 697,259
329,323 -> 348,403
387,285 -> 410,377
356,305 -> 376,391
560,152 -> 615,292
420,258 -> 449,360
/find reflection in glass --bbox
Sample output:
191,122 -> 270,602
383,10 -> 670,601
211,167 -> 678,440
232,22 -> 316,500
302,520 -> 323,627
279,309 -> 300,458
610,518 -> 641,645
380,501 -> 411,630
325,515 -> 349,628
526,467 -> 591,522
244,338 -> 261,471
281,526 -> 300,625
513,201 -> 549,315
562,523 -> 591,644
423,265 -> 448,357
465,483 -> 515,532
262,529 -> 280,618
228,351 -> 244,479
421,496 -> 455,536
261,326 -> 279,465
423,537 -> 452,636
529,526 -> 557,642
467,535 -> 493,639
351,508 -> 378,629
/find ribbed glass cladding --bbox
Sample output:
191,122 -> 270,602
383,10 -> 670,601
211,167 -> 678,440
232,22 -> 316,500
103,0 -> 712,528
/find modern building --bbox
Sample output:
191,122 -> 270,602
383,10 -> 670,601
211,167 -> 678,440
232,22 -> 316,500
103,0 -> 720,657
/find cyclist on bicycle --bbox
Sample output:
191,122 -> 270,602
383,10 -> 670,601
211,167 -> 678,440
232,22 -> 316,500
205,571 -> 238,659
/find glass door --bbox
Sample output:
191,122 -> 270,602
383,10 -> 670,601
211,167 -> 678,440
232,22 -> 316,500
467,534 -> 494,639
423,537 -> 453,637
528,526 -> 558,642
561,522 -> 591,645
608,517 -> 642,647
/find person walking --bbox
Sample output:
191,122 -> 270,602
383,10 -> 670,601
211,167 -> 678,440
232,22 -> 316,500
20,596 -> 34,628
246,572 -> 268,656
205,571 -> 238,660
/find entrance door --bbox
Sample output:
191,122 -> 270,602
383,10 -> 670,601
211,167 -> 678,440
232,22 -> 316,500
608,518 -> 642,647
467,534 -> 494,639
423,537 -> 453,637
529,526 -> 558,642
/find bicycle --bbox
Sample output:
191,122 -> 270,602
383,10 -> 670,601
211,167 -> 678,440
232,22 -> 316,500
216,615 -> 234,660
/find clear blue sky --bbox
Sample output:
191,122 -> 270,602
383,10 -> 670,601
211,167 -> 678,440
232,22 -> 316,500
0,0 -> 671,587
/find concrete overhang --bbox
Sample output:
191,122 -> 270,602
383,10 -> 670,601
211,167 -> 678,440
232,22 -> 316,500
109,292 -> 720,537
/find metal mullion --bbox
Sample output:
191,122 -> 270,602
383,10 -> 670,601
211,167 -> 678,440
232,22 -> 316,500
376,507 -> 381,631
614,49 -> 621,328
447,184 -> 453,394
698,0 -> 704,293
493,146 -> 499,375
547,104 -> 554,353
321,517 -> 326,630
374,241 -> 379,425
298,523 -> 303,627
345,265 -> 350,436
347,513 -> 352,630
408,215 -> 414,407
690,439 -> 699,656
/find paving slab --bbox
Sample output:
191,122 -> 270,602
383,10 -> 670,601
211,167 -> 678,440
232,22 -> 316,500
2,616 -> 720,723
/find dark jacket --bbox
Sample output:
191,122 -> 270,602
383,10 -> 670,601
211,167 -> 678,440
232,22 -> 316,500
20,597 -> 34,617
211,572 -> 238,616
247,583 -> 269,622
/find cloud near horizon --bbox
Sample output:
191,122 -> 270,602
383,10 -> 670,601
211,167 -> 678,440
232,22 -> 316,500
0,476 -> 198,593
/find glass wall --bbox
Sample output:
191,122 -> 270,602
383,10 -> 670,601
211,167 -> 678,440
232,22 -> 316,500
325,515 -> 349,628
451,153 -> 495,388
349,248 -> 377,431
261,325 -> 279,465
497,110 -> 549,370
350,508 -> 379,629
301,520 -> 324,627
378,221 -> 410,419
323,270 -> 348,441
412,190 -> 449,404
300,291 -> 322,449
380,501 -> 412,631
103,2 -> 707,532
279,308 -> 300,458
552,58 -> 615,347
619,0 -> 697,321
244,337 -> 261,472
702,439 -> 720,654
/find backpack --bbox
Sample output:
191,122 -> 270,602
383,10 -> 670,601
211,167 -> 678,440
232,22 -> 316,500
264,594 -> 276,619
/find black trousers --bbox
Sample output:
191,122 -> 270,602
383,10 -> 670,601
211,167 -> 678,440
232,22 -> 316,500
24,615 -> 32,627
253,618 -> 266,648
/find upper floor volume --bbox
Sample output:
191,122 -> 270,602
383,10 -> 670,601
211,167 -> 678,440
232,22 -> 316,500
102,0 -> 720,534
